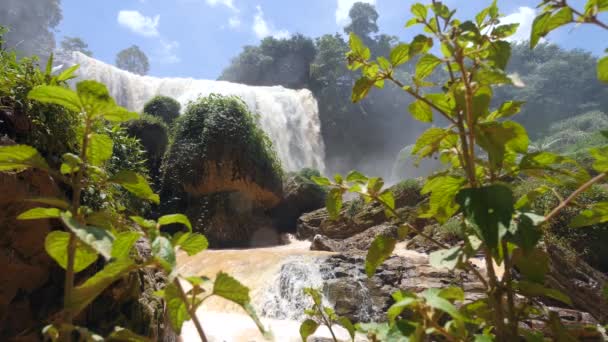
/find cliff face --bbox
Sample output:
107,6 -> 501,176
159,95 -> 283,247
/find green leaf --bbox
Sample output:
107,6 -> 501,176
378,190 -> 395,217
56,64 -> 80,82
27,85 -> 82,113
429,246 -> 464,270
411,3 -> 427,19
352,77 -> 374,103
571,202 -> 608,228
456,185 -> 514,252
45,231 -> 98,273
61,212 -> 114,260
130,216 -> 157,230
299,319 -> 319,342
87,133 -> 113,166
110,171 -> 160,204
349,32 -> 371,60
152,236 -> 176,272
311,176 -> 331,186
515,185 -> 549,210
487,41 -> 512,71
530,12 -> 551,48
178,233 -> 209,256
365,235 -> 397,277
387,291 -> 418,324
60,153 -> 81,175
515,281 -> 572,305
491,23 -> 519,38
76,80 -> 115,116
346,170 -> 368,184
425,93 -> 456,114
101,106 -> 139,123
68,259 -> 135,315
598,56 -> 608,82
421,288 -> 465,321
213,271 -> 251,305
408,100 -> 432,122
111,231 -> 141,259
0,145 -> 49,171
512,248 -> 549,284
489,101 -> 524,120
474,67 -> 512,85
412,127 -> 452,159
338,317 -> 356,341
547,7 -> 573,32
390,44 -> 410,66
508,212 -> 543,253
158,214 -> 192,231
472,85 -> 493,120
162,282 -> 190,333
589,146 -> 608,172
476,121 -> 529,168
409,35 -> 433,56
420,175 -> 465,224
326,188 -> 343,220
416,54 -> 441,80
17,207 -> 61,220
24,197 -> 70,210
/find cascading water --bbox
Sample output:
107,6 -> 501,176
61,52 -> 325,172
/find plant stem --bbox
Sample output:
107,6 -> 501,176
545,172 -> 607,222
502,240 -> 518,338
483,249 -> 507,341
174,279 -> 208,342
63,117 -> 92,329
456,53 -> 478,188
317,305 -> 338,342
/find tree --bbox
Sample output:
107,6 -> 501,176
115,45 -> 149,75
344,2 -> 379,43
0,0 -> 62,56
60,36 -> 93,56
143,95 -> 181,125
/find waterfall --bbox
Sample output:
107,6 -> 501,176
61,52 -> 326,172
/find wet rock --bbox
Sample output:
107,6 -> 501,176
310,224 -> 399,252
297,181 -> 426,240
271,172 -> 326,232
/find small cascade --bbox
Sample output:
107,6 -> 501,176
59,52 -> 326,172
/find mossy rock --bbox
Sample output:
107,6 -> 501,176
159,94 -> 283,246
143,95 -> 181,125
124,114 -> 169,182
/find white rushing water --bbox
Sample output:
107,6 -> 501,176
61,52 -> 325,172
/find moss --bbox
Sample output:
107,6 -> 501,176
159,94 -> 283,243
124,113 -> 169,183
143,95 -> 181,125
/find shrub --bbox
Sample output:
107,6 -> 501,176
143,95 -> 181,125
0,50 -> 79,166
124,113 -> 169,182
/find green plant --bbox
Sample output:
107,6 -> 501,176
0,69 -> 265,341
143,95 -> 181,125
311,1 -> 608,340
299,288 -> 355,342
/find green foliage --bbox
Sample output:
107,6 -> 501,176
0,50 -> 80,165
143,95 -> 181,125
308,1 -> 608,340
300,288 -> 355,342
115,45 -> 149,76
0,72 -> 265,340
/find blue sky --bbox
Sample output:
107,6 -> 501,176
56,0 -> 607,79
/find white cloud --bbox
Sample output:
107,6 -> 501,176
117,10 -> 160,37
206,0 -> 237,11
228,16 -> 241,28
157,39 -> 180,64
336,0 -> 376,26
253,5 -> 290,39
500,6 -> 536,42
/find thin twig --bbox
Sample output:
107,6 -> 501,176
174,279 -> 209,342
545,172 -> 607,222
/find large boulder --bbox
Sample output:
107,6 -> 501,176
159,94 -> 283,247
297,179 -> 425,240
310,223 -> 399,252
271,169 -> 326,232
